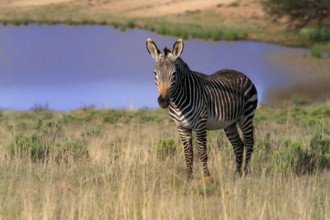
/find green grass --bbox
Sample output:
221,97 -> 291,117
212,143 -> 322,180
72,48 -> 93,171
0,103 -> 329,219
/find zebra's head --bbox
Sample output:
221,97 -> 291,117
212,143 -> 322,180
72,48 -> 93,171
146,38 -> 184,108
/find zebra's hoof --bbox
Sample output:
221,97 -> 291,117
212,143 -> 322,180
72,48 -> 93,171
244,166 -> 250,176
199,176 -> 213,185
233,170 -> 242,179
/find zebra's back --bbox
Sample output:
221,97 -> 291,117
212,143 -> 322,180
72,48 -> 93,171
201,69 -> 258,129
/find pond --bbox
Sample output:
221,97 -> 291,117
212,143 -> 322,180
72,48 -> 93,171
0,25 -> 312,111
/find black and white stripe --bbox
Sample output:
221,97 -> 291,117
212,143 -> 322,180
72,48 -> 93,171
147,39 -> 258,179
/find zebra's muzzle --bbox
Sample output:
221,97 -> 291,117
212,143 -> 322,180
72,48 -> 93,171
158,95 -> 170,108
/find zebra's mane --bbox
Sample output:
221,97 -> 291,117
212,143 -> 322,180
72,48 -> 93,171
163,47 -> 171,56
175,57 -> 191,73
162,47 -> 191,72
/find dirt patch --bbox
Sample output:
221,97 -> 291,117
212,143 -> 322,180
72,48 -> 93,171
10,0 -> 73,7
92,0 -> 238,17
2,0 -> 249,18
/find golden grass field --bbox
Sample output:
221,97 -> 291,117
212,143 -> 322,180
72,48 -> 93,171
0,103 -> 329,219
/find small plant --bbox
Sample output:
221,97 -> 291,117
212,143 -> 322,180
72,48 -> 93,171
156,138 -> 177,159
223,29 -> 239,41
274,139 -> 305,175
210,29 -> 222,41
111,21 -> 119,29
103,110 -> 123,123
309,132 -> 330,170
126,20 -> 136,29
120,24 -> 127,32
291,95 -> 310,106
311,46 -> 322,58
274,133 -> 330,175
100,20 -> 108,25
306,27 -> 330,42
55,140 -> 89,162
31,103 -> 49,112
81,127 -> 101,138
7,133 -> 47,161
228,2 -> 240,7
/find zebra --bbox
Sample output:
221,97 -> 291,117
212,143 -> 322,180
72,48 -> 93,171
146,38 -> 258,181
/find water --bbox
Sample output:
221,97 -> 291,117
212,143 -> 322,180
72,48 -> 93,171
0,25 -> 308,111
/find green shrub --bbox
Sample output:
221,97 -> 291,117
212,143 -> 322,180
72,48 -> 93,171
274,140 -> 305,175
81,127 -> 101,138
120,24 -> 127,32
111,21 -> 119,29
228,2 -> 240,7
156,138 -> 177,159
309,27 -> 330,42
55,140 -> 89,162
311,46 -> 322,58
126,19 -> 136,29
210,29 -> 222,41
103,110 -> 123,123
223,29 -> 239,41
309,132 -> 330,169
7,133 -> 47,161
291,95 -> 310,106
274,134 -> 330,175
253,133 -> 273,173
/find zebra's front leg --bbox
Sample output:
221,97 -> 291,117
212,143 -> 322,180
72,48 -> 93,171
177,127 -> 194,180
195,127 -> 211,177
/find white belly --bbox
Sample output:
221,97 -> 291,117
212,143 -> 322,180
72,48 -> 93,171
206,117 -> 235,130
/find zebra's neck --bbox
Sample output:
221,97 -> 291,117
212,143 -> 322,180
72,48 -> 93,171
168,58 -> 205,126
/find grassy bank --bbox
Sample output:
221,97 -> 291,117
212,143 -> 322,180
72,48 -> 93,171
1,1 -> 329,49
0,102 -> 329,219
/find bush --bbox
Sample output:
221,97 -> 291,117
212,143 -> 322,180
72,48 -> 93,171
103,110 -> 123,123
156,138 -> 177,159
309,132 -> 330,169
210,29 -> 222,41
223,29 -> 239,41
126,20 -> 136,29
311,46 -> 322,58
55,140 -> 89,162
274,140 -> 306,175
81,127 -> 101,138
7,133 -> 48,161
274,133 -> 330,175
308,27 -> 330,42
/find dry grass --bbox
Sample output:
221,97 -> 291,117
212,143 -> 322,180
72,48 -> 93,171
0,104 -> 329,219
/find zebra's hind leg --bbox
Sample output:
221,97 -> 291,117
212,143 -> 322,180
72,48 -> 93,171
239,121 -> 255,175
224,123 -> 245,176
177,127 -> 194,180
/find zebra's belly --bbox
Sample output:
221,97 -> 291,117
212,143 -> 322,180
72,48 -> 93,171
206,117 -> 236,130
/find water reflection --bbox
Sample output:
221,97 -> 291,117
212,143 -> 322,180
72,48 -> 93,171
0,25 -> 309,111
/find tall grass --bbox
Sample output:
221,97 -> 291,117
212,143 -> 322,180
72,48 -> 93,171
0,104 -> 329,219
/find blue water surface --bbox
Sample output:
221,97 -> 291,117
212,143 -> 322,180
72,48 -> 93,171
0,25 -> 306,111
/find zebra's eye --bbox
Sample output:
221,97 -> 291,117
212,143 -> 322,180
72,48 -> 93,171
154,71 -> 157,75
172,72 -> 176,76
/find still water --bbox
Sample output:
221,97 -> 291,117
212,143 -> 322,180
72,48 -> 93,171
0,25 -> 307,111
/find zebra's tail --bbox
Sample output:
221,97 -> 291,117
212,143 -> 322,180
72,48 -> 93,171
243,82 -> 258,119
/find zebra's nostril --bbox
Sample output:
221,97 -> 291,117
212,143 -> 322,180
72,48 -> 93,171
158,96 -> 169,108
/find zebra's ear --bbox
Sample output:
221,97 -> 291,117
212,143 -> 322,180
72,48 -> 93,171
172,39 -> 184,59
146,38 -> 161,60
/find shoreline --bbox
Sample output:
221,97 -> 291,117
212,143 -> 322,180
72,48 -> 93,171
0,0 -> 328,48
